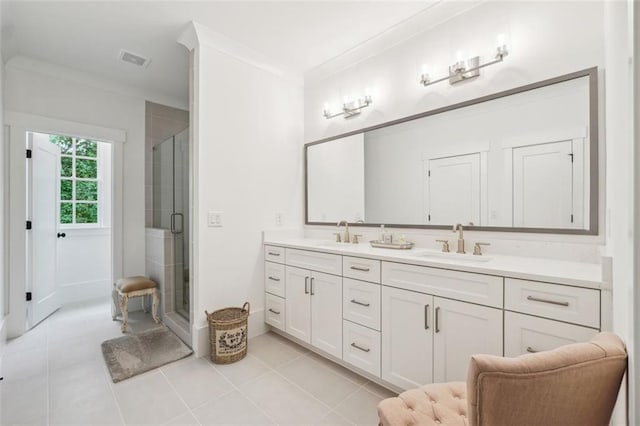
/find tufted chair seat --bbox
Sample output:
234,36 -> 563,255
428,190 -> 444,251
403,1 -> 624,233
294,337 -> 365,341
378,382 -> 468,426
377,332 -> 626,426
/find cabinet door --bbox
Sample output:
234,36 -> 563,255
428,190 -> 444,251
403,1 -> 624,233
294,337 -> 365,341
310,271 -> 343,358
382,286 -> 433,390
504,311 -> 598,357
433,297 -> 502,383
285,266 -> 311,343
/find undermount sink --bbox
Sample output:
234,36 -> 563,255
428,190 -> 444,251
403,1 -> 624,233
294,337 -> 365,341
315,241 -> 353,248
416,250 -> 492,263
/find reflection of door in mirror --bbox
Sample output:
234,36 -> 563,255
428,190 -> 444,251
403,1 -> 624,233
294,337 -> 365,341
426,153 -> 481,226
512,139 -> 585,228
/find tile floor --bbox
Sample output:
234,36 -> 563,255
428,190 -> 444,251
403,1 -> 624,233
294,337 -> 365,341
1,300 -> 396,425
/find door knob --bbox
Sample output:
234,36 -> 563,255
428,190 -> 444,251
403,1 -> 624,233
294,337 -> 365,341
57,232 -> 66,238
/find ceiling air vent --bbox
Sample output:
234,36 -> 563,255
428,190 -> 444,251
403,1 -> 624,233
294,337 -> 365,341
119,50 -> 150,68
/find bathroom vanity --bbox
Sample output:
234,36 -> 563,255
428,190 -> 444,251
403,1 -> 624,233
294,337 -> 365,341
262,239 -> 604,392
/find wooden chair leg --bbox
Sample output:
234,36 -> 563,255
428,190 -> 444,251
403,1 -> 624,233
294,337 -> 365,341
152,289 -> 160,323
120,294 -> 129,333
111,284 -> 120,321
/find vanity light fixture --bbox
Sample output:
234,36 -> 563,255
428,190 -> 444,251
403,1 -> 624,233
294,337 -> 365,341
323,92 -> 373,119
420,35 -> 509,88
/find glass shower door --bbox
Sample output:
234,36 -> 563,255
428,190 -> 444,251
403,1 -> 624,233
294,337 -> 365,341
153,128 -> 190,322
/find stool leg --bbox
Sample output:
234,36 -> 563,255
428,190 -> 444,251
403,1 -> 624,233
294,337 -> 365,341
120,294 -> 129,333
152,289 -> 160,324
111,284 -> 119,321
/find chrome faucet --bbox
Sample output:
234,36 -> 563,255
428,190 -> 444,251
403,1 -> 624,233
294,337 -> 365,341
337,220 -> 350,244
453,223 -> 465,254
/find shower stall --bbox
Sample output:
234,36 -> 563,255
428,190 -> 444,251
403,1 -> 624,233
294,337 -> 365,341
152,128 -> 191,328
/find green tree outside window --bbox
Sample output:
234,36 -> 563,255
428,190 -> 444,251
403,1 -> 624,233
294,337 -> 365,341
49,135 -> 99,225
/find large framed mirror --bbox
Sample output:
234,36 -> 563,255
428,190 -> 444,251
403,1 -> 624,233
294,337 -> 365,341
305,67 -> 598,234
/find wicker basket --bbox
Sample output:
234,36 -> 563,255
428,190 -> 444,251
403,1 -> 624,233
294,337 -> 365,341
205,302 -> 250,364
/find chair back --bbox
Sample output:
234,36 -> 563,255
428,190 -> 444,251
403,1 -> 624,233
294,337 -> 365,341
467,332 -> 627,426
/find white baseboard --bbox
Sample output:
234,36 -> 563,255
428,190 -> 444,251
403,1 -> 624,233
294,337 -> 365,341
194,308 -> 267,359
59,279 -> 111,305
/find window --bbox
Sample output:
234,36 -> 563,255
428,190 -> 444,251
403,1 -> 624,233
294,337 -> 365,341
49,135 -> 100,225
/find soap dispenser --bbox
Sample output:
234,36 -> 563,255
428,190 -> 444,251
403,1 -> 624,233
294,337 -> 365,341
380,225 -> 392,244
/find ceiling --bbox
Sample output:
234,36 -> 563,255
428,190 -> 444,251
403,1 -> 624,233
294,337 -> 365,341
2,1 -> 442,105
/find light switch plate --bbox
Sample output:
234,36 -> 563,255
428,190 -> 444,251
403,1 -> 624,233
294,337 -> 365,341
208,211 -> 222,227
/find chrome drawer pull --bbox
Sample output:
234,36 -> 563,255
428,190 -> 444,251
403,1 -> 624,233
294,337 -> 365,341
350,299 -> 370,307
435,307 -> 441,333
350,266 -> 371,272
351,342 -> 370,353
268,308 -> 281,315
526,295 -> 569,307
268,276 -> 281,282
526,346 -> 538,353
268,252 -> 281,256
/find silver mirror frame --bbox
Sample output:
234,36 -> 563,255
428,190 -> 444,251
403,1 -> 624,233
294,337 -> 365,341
305,67 -> 598,235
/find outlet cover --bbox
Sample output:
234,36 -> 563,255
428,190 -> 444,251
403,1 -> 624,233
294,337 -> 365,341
208,211 -> 222,227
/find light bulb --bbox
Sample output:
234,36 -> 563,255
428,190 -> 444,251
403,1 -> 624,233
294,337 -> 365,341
323,102 -> 330,112
456,50 -> 465,62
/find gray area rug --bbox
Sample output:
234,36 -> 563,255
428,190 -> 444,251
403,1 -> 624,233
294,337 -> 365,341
101,326 -> 193,383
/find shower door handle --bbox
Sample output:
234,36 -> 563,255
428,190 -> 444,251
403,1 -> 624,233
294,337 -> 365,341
170,213 -> 184,234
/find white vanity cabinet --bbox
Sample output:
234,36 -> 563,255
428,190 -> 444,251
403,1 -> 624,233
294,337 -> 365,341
264,242 -> 602,394
284,265 -> 343,359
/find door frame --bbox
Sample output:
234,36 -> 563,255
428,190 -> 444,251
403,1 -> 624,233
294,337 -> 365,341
6,112 -> 125,337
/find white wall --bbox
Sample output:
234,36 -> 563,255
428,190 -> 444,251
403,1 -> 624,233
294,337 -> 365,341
604,1 -> 636,423
0,0 -> 7,371
182,23 -> 304,356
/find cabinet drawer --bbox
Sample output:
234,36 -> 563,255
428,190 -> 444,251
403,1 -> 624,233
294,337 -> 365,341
265,245 -> 285,263
343,278 -> 381,331
265,293 -> 285,331
343,256 -> 381,283
382,262 -> 503,308
504,311 -> 599,357
264,262 -> 285,297
343,320 -> 381,377
505,278 -> 600,328
286,248 -> 342,275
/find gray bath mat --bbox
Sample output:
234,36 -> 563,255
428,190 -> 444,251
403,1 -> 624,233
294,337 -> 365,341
101,326 -> 193,382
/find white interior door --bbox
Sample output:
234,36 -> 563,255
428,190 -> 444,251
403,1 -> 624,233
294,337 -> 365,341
28,132 -> 61,327
427,153 -> 481,225
513,141 -> 573,228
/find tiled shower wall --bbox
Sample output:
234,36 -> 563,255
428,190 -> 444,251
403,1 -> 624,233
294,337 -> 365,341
145,101 -> 189,226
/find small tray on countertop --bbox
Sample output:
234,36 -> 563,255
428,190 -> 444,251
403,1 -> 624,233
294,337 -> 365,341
369,240 -> 414,250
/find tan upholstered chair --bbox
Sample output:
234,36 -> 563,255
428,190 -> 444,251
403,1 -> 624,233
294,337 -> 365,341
378,332 -> 627,426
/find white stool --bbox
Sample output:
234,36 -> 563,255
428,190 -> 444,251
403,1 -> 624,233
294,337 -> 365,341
111,276 -> 160,333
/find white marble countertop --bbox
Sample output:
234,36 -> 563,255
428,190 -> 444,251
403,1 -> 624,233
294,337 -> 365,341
263,237 -> 603,289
